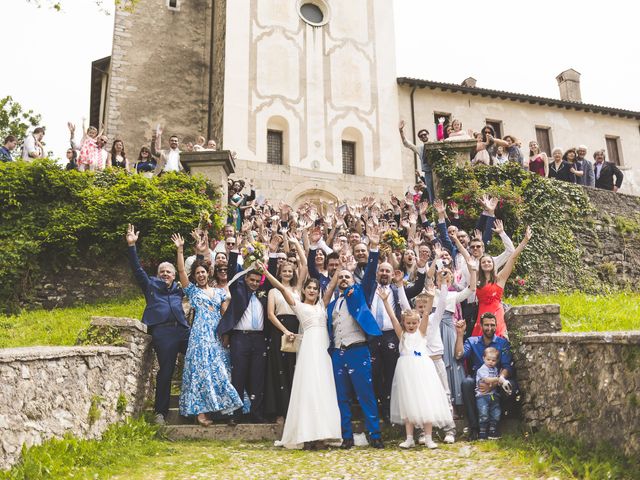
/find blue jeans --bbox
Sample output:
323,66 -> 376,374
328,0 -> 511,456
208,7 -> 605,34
423,169 -> 435,203
476,393 -> 501,433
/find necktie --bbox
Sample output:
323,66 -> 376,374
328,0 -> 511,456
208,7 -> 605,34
250,293 -> 261,330
375,290 -> 385,329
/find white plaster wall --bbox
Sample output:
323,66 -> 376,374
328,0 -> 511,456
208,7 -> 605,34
223,0 -> 403,181
398,87 -> 640,195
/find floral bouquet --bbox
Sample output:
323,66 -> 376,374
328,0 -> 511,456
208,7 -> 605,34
198,210 -> 212,232
241,241 -> 267,271
380,229 -> 407,255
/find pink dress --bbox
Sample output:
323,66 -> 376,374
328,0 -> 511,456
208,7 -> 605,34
471,283 -> 507,338
529,155 -> 546,177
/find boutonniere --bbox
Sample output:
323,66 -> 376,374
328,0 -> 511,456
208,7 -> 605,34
257,291 -> 266,299
346,287 -> 354,298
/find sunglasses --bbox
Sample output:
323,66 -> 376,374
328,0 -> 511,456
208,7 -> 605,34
218,268 -> 228,273
470,245 -> 483,249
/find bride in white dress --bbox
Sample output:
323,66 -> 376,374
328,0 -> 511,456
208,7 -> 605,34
259,261 -> 341,449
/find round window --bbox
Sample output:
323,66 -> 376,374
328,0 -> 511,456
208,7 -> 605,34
298,1 -> 330,26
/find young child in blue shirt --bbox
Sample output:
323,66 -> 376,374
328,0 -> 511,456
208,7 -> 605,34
475,347 -> 502,440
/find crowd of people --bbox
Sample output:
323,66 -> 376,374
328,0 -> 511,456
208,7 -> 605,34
399,119 -> 625,203
127,184 -> 531,450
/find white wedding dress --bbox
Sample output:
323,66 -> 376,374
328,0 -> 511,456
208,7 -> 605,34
279,301 -> 341,448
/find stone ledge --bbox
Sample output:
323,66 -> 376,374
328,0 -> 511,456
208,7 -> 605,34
90,316 -> 148,334
522,331 -> 640,345
0,346 -> 130,363
507,304 -> 560,315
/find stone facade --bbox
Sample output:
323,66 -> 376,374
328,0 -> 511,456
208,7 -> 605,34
0,317 -> 154,470
516,331 -> 640,457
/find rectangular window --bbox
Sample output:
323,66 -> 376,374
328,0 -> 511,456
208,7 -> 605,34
342,141 -> 356,175
485,120 -> 503,139
535,127 -> 552,156
267,130 -> 283,165
606,136 -> 622,166
167,0 -> 179,10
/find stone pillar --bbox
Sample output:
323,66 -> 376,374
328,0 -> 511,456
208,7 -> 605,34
180,150 -> 236,206
505,304 -> 562,336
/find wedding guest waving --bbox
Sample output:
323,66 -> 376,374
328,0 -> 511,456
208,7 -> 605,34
261,260 -> 342,450
471,226 -> 533,338
126,224 -> 190,425
172,233 -> 242,427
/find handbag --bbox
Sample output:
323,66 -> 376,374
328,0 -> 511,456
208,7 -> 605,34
280,333 -> 302,353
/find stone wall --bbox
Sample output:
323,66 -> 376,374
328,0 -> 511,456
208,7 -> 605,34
508,304 -> 640,457
0,317 -> 154,470
21,259 -> 139,310
581,188 -> 640,288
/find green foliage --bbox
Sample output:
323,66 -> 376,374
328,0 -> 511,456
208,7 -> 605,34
76,324 -> 124,346
431,152 -> 599,294
0,296 -> 146,348
0,160 -> 224,313
484,430 -> 640,480
0,96 -> 41,147
614,215 -> 640,239
0,418 -> 166,480
87,395 -> 104,425
507,292 -> 640,332
116,393 -> 128,415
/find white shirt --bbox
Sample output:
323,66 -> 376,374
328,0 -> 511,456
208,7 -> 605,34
22,135 -> 40,161
165,148 -> 181,172
425,285 -> 449,356
373,284 -> 411,331
234,292 -> 264,331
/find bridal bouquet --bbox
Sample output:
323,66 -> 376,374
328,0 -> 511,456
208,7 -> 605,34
241,241 -> 267,270
198,210 -> 213,232
380,229 -> 407,255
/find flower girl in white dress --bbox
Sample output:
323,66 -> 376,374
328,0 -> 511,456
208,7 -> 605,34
259,261 -> 341,449
379,287 -> 454,449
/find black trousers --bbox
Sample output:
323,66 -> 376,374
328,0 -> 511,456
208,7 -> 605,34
369,330 -> 400,417
461,300 -> 478,340
461,376 -> 520,431
230,331 -> 267,418
150,323 -> 190,416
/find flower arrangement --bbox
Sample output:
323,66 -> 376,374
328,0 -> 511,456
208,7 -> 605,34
241,241 -> 267,270
380,229 -> 407,255
198,210 -> 213,232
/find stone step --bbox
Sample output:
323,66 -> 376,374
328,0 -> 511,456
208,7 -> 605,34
166,423 -> 283,441
169,394 -> 179,408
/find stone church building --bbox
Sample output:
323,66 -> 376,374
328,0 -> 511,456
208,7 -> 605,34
91,0 -> 640,202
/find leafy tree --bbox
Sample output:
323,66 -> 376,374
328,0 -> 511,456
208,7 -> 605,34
0,96 -> 41,144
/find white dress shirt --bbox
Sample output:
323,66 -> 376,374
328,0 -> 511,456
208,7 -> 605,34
165,149 -> 181,172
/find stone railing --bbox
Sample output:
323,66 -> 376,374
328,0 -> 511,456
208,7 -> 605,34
0,317 -> 153,470
507,304 -> 640,456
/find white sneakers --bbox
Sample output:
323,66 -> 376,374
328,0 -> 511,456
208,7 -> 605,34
415,434 -> 438,449
443,433 -> 455,444
399,438 -> 415,449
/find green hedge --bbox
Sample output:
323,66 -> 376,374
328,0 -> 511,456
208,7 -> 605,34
0,160 -> 225,313
429,146 -> 600,294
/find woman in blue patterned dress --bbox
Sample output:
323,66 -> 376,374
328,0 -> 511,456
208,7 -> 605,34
172,233 -> 243,426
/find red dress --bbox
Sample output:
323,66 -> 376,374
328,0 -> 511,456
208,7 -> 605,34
471,283 -> 507,337
529,155 -> 546,177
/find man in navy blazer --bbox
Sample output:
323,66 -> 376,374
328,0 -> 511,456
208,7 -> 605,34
326,228 -> 383,449
126,224 -> 190,425
218,249 -> 276,424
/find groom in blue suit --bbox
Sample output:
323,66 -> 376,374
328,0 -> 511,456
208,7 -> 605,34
327,229 -> 383,449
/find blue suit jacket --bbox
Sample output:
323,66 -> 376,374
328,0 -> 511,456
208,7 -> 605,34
327,250 -> 381,344
217,251 -> 276,337
128,246 -> 189,328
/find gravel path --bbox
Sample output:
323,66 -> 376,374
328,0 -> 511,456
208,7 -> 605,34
111,440 -> 562,480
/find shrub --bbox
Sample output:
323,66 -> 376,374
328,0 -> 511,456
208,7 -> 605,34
429,147 -> 600,294
0,160 -> 225,313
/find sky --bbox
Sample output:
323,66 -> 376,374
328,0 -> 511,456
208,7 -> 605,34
1,0 -> 639,159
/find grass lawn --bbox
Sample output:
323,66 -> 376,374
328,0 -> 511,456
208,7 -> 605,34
0,297 -> 146,349
1,292 -> 638,349
507,291 -> 640,332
